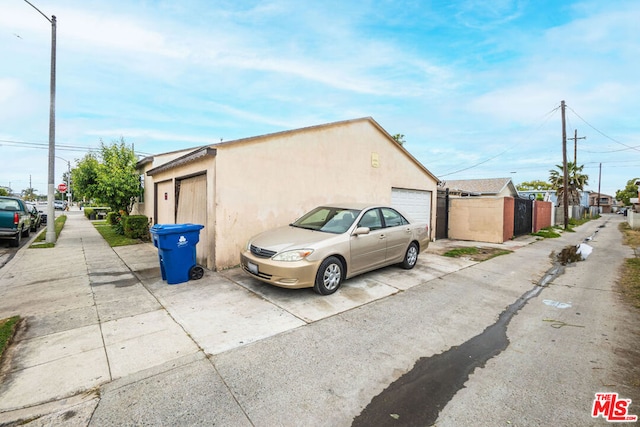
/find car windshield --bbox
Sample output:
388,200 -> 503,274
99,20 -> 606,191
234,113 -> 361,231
291,207 -> 361,234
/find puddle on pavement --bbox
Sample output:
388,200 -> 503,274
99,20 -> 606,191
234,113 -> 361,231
352,261 -> 566,427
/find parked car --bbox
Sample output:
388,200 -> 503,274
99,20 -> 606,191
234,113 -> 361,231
25,202 -> 42,231
240,203 -> 430,295
0,196 -> 32,247
54,200 -> 67,210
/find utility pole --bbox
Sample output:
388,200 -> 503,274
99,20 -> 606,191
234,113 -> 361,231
597,163 -> 602,212
24,0 -> 57,243
561,101 -> 569,229
569,129 -> 586,165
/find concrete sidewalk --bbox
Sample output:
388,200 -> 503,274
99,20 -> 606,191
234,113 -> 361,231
0,211 -> 594,425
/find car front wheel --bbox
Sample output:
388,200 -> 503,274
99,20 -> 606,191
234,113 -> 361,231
401,242 -> 419,269
313,256 -> 343,295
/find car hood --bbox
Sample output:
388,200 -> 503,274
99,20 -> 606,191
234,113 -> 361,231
249,225 -> 340,253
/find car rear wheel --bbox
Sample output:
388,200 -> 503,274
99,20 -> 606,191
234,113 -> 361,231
21,226 -> 30,238
10,231 -> 21,248
313,256 -> 343,295
401,242 -> 418,269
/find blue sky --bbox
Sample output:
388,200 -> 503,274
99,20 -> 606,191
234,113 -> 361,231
1,0 -> 639,198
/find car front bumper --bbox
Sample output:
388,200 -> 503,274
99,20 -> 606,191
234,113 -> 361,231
240,251 -> 319,289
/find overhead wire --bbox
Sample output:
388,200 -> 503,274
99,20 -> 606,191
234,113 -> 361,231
566,105 -> 640,154
0,138 -> 153,157
437,103 -> 561,177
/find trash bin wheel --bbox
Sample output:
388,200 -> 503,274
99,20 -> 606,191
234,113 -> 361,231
189,265 -> 204,280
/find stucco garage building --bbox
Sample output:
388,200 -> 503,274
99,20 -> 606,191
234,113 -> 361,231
136,117 -> 439,270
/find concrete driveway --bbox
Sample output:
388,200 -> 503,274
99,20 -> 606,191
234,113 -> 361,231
114,241 -> 480,355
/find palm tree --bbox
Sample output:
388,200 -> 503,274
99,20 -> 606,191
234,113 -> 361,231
549,162 -> 589,205
21,187 -> 38,201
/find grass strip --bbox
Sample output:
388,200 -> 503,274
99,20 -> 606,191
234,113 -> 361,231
0,316 -> 19,360
618,222 -> 640,309
619,258 -> 640,309
531,227 -> 561,238
487,250 -> 513,259
443,247 -> 478,257
93,221 -> 143,247
31,215 -> 67,248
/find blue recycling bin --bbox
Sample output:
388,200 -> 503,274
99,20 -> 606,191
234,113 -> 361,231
150,223 -> 205,285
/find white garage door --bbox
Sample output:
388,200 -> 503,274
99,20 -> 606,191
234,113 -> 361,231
391,188 -> 432,225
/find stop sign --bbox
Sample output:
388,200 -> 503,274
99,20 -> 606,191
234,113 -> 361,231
57,183 -> 67,192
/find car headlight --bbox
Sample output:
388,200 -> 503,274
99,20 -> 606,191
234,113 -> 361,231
272,249 -> 314,262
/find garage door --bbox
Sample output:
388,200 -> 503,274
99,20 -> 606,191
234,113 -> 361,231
176,174 -> 208,266
391,188 -> 432,226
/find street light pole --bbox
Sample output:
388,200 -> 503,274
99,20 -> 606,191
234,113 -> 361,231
24,1 -> 56,243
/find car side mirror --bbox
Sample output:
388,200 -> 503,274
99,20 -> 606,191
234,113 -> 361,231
353,226 -> 370,236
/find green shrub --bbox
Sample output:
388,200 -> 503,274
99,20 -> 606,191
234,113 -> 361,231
83,208 -> 95,219
106,211 -> 119,225
122,215 -> 150,240
112,215 -> 124,235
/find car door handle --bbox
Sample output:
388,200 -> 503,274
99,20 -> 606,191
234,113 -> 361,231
379,234 -> 386,239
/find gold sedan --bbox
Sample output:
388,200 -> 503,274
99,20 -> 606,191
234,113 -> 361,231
240,203 -> 430,295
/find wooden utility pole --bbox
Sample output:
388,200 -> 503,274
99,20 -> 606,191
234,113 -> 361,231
570,129 -> 586,165
561,101 -> 569,229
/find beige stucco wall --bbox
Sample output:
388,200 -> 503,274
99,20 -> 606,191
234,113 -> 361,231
213,120 -> 437,268
448,197 -> 505,243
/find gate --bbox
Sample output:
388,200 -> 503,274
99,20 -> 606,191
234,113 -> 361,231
435,190 -> 448,239
513,197 -> 533,236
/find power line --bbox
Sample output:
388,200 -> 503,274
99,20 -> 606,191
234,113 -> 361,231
438,104 -> 561,177
581,144 -> 640,154
0,138 -> 153,156
566,105 -> 640,154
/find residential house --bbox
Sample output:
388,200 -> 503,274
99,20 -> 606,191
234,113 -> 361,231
444,177 -> 519,198
135,117 -> 440,270
588,192 -> 616,214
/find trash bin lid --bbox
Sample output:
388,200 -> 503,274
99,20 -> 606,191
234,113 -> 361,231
150,223 -> 204,235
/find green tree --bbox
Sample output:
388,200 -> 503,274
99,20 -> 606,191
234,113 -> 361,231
516,180 -> 553,191
71,153 -> 100,202
615,178 -> 640,206
549,162 -> 589,206
96,138 -> 140,213
0,188 -> 8,196
392,134 -> 405,146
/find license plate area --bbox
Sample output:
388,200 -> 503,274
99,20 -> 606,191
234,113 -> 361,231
247,261 -> 259,275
